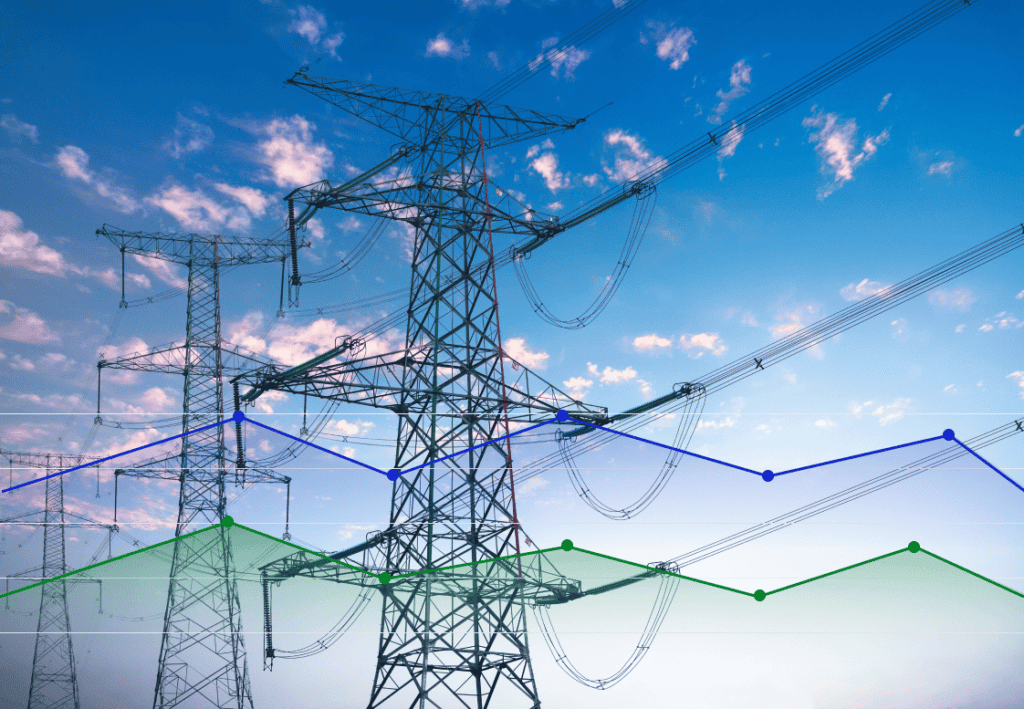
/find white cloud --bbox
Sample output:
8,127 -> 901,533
943,384 -> 957,394
255,115 -> 334,188
927,160 -> 953,176
815,419 -> 836,429
633,334 -> 672,351
840,278 -> 891,301
55,145 -> 140,213
99,336 -> 150,361
890,317 -> 909,340
530,152 -> 570,192
1014,125 -> 1023,138
227,311 -> 402,368
0,209 -> 72,277
529,38 -> 591,80
582,173 -> 600,187
563,376 -> 593,400
643,22 -> 696,70
1,114 -> 39,143
849,398 -> 910,425
162,113 -> 213,159
697,416 -> 737,431
145,182 -> 253,233
740,311 -> 759,327
1016,289 -> 1023,299
517,476 -> 549,495
955,324 -> 965,333
0,300 -> 61,344
132,254 -> 188,289
802,109 -> 890,199
928,287 -> 976,312
287,5 -> 344,57
709,59 -> 751,125
213,183 -> 272,217
978,311 -> 1023,331
587,362 -> 637,385
878,93 -> 892,111
602,129 -> 666,183
504,337 -> 549,370
1008,372 -> 1024,399
289,5 -> 327,44
678,333 -> 727,358
769,303 -> 822,339
715,121 -> 745,179
545,201 -> 564,212
426,32 -> 470,60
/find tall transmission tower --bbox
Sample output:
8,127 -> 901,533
1,450 -> 114,709
94,228 -> 299,709
232,75 -> 693,708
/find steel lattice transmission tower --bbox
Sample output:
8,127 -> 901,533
233,74 -> 659,708
1,450 -> 111,709
95,228 -> 298,709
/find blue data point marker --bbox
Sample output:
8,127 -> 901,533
555,409 -> 569,422
761,470 -> 775,482
942,429 -> 955,441
232,410 -> 245,423
387,469 -> 402,481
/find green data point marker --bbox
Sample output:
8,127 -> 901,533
379,572 -> 392,585
560,539 -> 574,552
220,515 -> 235,529
754,589 -> 766,602
908,541 -> 921,553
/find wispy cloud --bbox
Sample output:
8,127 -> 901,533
849,398 -> 910,425
633,333 -> 672,351
1,114 -> 39,143
56,145 -> 140,213
529,151 -> 570,192
878,93 -> 892,111
602,129 -> 666,183
253,115 -> 334,188
289,5 -> 345,58
840,278 -> 891,302
709,59 -> 751,125
678,333 -> 727,357
802,108 -> 889,199
1,209 -> 149,290
642,22 -> 696,70
504,337 -> 549,370
426,32 -> 470,59
529,37 -> 591,80
162,113 -> 213,159
927,160 -> 953,176
0,300 -> 61,344
1008,372 -> 1024,399
145,182 -> 253,233
928,287 -> 976,312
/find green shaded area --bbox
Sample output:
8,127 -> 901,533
1,524 -> 1021,606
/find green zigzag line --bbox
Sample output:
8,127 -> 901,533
2,522 -> 1022,603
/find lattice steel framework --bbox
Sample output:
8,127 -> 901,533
28,463 -> 78,709
95,229 -> 296,709
233,75 -> 645,709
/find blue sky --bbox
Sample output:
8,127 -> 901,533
1,0 -> 1023,706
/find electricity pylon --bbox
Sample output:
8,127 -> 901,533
95,228 -> 299,709
0,451 -> 115,709
234,75 -> 695,708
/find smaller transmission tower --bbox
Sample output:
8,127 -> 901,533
95,227 -> 299,709
1,450 -> 114,709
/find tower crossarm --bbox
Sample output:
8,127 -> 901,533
236,344 -> 608,424
286,175 -> 547,239
96,225 -> 301,265
285,73 -> 583,148
98,340 -> 277,376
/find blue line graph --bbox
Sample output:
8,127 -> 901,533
3,410 -> 1022,496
